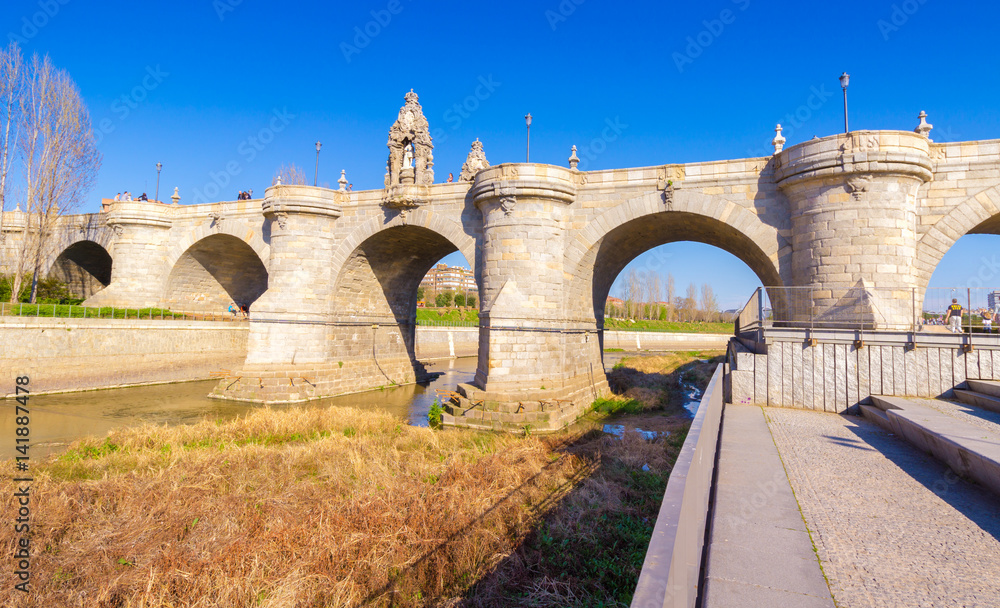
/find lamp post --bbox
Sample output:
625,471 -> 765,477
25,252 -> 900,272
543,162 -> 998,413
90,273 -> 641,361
525,113 -> 532,162
839,72 -> 850,133
314,141 -> 322,186
155,162 -> 162,203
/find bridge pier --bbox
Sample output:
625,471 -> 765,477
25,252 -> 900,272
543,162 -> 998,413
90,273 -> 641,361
211,185 -> 431,403
775,131 -> 933,329
446,165 -> 609,431
84,202 -> 173,308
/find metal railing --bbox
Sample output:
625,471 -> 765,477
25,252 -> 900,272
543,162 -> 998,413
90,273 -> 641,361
735,286 -> 1000,337
0,302 -> 242,322
414,319 -> 478,328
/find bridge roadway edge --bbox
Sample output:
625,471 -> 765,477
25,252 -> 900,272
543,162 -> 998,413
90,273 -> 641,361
4,129 -> 999,431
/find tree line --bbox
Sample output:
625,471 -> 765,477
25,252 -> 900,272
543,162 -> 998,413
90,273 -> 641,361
417,286 -> 476,308
0,42 -> 102,303
607,269 -> 728,323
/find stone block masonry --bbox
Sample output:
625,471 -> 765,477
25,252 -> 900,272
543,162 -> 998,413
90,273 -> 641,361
0,317 -> 248,396
8,94 -> 1000,431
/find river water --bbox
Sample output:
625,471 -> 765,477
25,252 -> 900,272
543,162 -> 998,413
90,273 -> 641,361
2,358 -> 479,460
3,354 -> 706,460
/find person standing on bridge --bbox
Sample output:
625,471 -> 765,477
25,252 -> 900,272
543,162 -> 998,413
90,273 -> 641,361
946,298 -> 964,333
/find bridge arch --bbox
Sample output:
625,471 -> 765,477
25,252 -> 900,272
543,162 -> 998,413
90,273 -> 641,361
327,210 -> 479,376
916,185 -> 1000,291
565,190 -> 789,322
163,219 -> 270,273
162,222 -> 270,313
46,239 -> 113,300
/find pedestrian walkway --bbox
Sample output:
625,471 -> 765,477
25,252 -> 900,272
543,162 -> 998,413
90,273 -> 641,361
767,407 -> 1000,607
702,405 -> 834,607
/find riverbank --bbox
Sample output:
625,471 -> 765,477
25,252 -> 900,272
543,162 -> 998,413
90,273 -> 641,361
2,316 -> 731,396
0,351 -> 722,607
416,307 -> 734,334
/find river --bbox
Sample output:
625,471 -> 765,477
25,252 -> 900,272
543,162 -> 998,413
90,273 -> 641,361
3,354 -> 705,459
2,358 -> 479,460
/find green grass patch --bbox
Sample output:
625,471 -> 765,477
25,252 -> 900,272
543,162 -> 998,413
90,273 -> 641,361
603,318 -> 733,334
590,397 -> 644,415
415,307 -> 479,326
0,303 -> 210,320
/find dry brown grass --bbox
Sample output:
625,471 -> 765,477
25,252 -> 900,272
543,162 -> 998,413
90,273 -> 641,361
460,351 -> 721,606
0,406 -> 587,607
0,352 -> 722,607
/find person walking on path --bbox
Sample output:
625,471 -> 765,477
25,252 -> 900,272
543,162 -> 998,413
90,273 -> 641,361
946,298 -> 964,333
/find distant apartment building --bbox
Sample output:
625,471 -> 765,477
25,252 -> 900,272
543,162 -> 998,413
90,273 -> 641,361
420,264 -> 477,296
989,290 -> 1000,311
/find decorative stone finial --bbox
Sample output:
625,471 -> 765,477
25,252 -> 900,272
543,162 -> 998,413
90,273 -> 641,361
459,138 -> 490,182
772,124 -> 786,154
338,169 -> 348,192
171,187 -> 180,205
276,175 -> 282,186
915,111 -> 933,139
568,145 -> 580,170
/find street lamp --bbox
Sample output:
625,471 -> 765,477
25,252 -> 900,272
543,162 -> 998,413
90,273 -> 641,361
314,141 -> 322,186
525,114 -> 532,162
155,162 -> 162,203
839,72 -> 850,133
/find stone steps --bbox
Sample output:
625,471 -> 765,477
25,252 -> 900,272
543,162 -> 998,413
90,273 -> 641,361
954,387 -> 1000,414
868,395 -> 1000,496
968,379 -> 1000,399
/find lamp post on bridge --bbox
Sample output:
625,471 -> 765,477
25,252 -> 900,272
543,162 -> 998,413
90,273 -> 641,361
525,113 -> 532,163
840,72 -> 850,133
314,141 -> 322,187
155,162 -> 162,203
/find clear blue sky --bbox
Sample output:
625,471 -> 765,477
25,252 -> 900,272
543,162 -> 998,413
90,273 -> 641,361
4,0 -> 998,310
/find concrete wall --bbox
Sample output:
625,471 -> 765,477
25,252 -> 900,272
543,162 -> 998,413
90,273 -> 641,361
0,317 -> 248,396
728,330 -> 1000,412
415,327 -> 730,360
632,364 -> 725,608
0,319 -> 726,399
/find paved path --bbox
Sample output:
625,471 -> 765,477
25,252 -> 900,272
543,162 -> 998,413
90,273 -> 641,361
766,407 -> 1000,608
703,405 -> 834,607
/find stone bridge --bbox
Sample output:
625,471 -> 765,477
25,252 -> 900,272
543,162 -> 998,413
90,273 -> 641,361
3,91 -> 999,430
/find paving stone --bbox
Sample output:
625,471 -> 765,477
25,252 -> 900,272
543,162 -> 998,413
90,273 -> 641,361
767,407 -> 1000,607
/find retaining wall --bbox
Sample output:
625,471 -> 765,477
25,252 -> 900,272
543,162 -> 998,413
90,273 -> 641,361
416,326 -> 730,359
1,318 -> 732,397
728,329 -> 1000,412
1,317 -> 249,396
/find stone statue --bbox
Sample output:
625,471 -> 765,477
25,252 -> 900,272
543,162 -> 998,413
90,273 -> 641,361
402,143 -> 414,169
459,139 -> 490,182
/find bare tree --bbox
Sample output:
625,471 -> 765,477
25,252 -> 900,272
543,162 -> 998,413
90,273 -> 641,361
683,282 -> 698,322
0,43 -> 24,301
700,283 -> 719,322
18,53 -> 100,303
665,273 -> 676,321
650,273 -> 663,320
272,163 -> 308,186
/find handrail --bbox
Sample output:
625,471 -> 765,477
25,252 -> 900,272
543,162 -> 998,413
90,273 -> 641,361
0,302 -> 241,322
631,364 -> 724,608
